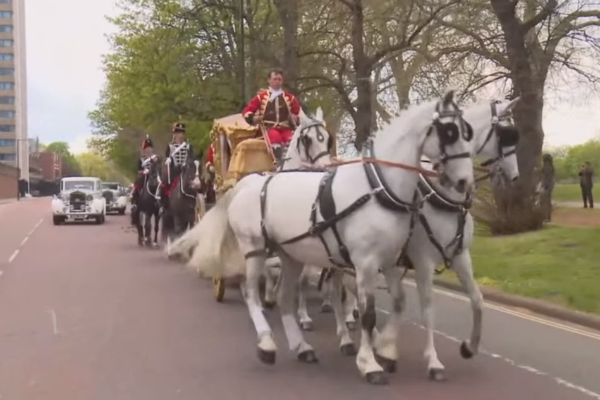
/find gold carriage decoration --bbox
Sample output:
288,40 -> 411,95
205,113 -> 277,301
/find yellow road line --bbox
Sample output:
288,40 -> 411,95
402,280 -> 600,341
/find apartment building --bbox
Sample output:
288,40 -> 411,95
0,0 -> 28,182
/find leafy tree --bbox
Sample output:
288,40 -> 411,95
45,142 -> 81,176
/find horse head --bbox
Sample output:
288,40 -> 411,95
283,107 -> 333,170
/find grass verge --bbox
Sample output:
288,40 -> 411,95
438,224 -> 600,315
553,183 -> 595,203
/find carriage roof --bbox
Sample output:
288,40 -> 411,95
210,113 -> 257,142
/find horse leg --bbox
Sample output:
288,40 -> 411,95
320,276 -> 334,313
343,280 -> 358,331
373,266 -> 406,375
143,211 -> 152,247
136,210 -> 144,246
153,212 -> 160,246
277,252 -> 318,363
263,262 -> 277,309
408,253 -> 446,380
354,263 -> 386,384
330,270 -> 357,356
452,251 -> 483,359
297,267 -> 314,331
244,255 -> 277,364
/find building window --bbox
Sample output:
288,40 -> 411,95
0,124 -> 13,131
0,25 -> 12,32
0,39 -> 12,47
0,110 -> 14,118
0,82 -> 13,90
0,153 -> 15,161
0,68 -> 13,75
0,138 -> 14,146
0,53 -> 13,61
0,12 -> 12,18
0,0 -> 12,3
0,96 -> 14,104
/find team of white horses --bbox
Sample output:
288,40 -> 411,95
167,90 -> 521,385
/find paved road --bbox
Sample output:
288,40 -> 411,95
1,199 -> 599,400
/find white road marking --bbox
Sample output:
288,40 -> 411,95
20,236 -> 28,246
372,308 -> 600,399
402,280 -> 600,341
8,250 -> 18,263
48,309 -> 59,336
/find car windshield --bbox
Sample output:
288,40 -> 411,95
63,181 -> 95,191
102,183 -> 119,190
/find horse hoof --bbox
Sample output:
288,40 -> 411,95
375,353 -> 397,373
352,309 -> 359,319
460,341 -> 474,359
346,321 -> 356,331
153,242 -> 159,247
300,321 -> 313,331
263,300 -> 276,309
297,350 -> 319,363
137,240 -> 144,247
339,343 -> 357,356
365,371 -> 388,385
428,368 -> 447,382
257,348 -> 276,365
321,303 -> 333,313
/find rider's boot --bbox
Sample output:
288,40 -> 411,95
272,145 -> 284,167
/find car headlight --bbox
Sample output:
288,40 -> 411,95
86,194 -> 94,201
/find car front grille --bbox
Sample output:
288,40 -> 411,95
70,192 -> 86,211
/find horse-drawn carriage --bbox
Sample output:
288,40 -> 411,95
206,113 -> 277,301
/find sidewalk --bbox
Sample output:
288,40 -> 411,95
0,195 -> 36,205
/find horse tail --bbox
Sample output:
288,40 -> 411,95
187,184 -> 246,279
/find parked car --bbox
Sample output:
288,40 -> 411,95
101,182 -> 128,215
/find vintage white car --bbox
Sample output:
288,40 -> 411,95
51,177 -> 107,225
101,181 -> 128,215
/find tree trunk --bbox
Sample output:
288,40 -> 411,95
349,0 -> 373,150
273,0 -> 299,95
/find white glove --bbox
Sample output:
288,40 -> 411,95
143,168 -> 149,175
208,165 -> 215,173
165,158 -> 171,165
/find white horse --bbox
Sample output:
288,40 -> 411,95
190,90 -> 475,385
166,107 -> 333,266
317,98 -> 521,381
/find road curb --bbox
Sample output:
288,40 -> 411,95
409,272 -> 600,331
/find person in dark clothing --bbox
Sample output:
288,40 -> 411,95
579,161 -> 594,208
540,154 -> 555,222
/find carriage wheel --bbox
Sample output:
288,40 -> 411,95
213,277 -> 225,302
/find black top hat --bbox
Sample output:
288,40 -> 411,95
172,122 -> 186,133
141,134 -> 153,149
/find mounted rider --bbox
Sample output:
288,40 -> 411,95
131,135 -> 158,214
242,68 -> 301,163
158,122 -> 195,212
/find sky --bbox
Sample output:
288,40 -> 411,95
24,0 -> 600,154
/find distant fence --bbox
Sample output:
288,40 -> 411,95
0,162 -> 17,200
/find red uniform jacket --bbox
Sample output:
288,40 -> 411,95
242,89 -> 300,129
205,142 -> 215,168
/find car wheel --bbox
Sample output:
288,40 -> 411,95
53,216 -> 63,225
118,208 -> 125,215
96,215 -> 105,224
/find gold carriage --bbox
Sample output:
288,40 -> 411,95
206,113 -> 276,301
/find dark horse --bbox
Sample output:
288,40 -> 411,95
162,157 -> 201,246
133,158 -> 161,247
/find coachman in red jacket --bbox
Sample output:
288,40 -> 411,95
242,68 -> 301,161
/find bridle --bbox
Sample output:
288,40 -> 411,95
425,101 -> 473,170
477,100 -> 518,168
296,120 -> 332,165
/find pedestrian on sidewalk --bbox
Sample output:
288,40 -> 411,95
579,161 -> 594,208
539,154 -> 555,222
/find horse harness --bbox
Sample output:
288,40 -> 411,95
409,100 -> 519,274
244,101 -> 472,278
